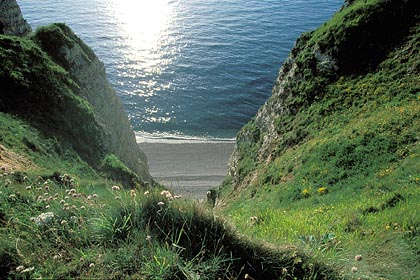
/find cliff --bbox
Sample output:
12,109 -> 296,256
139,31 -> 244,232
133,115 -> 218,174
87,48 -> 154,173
33,23 -> 151,183
228,0 -> 420,191
0,4 -> 151,186
0,0 -> 31,36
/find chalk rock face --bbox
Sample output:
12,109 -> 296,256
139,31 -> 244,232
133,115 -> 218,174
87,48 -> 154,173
33,24 -> 152,183
0,0 -> 31,36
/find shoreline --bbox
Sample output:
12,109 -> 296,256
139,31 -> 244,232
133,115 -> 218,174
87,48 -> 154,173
138,142 -> 235,200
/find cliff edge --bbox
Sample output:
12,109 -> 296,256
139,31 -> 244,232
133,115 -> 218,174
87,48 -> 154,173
0,1 -> 151,186
0,0 -> 31,36
228,0 -> 419,191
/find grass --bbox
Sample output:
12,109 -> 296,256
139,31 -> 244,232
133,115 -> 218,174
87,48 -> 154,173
2,0 -> 419,278
219,1 -> 420,279
0,171 -> 340,279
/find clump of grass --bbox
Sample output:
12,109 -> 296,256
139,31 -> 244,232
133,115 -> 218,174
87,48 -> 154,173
0,171 -> 340,279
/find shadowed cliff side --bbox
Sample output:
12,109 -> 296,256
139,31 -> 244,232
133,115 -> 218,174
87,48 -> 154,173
32,23 -> 151,183
0,0 -> 31,36
0,3 -> 151,186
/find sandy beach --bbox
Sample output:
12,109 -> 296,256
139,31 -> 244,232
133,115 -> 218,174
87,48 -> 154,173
138,142 -> 235,200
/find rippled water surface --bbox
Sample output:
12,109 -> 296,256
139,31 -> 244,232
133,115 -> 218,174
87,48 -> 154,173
19,0 -> 342,141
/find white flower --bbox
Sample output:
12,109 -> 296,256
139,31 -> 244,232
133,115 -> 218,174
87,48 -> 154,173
144,190 -> 150,195
146,235 -> 152,242
34,212 -> 55,226
25,186 -> 32,190
89,263 -> 95,268
157,201 -> 165,206
111,185 -> 121,191
15,265 -> 25,273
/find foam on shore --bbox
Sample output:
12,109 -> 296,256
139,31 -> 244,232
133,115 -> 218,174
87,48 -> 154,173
136,131 -> 236,144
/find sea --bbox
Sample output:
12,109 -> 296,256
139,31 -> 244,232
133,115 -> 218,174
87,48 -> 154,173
18,0 -> 343,143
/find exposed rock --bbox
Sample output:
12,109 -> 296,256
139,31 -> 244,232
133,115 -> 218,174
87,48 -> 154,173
0,0 -> 31,36
228,0 -> 419,190
33,23 -> 151,183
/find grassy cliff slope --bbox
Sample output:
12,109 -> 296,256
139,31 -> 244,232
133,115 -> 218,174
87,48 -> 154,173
0,8 -> 340,280
221,0 -> 420,278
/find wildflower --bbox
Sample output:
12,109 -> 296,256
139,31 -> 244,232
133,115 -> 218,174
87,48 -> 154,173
44,185 -> 49,191
60,220 -> 68,225
71,205 -> 77,210
282,268 -> 288,275
173,195 -> 182,199
351,266 -> 358,273
4,179 -> 11,186
21,267 -> 34,273
115,196 -> 121,200
157,201 -> 165,206
250,216 -> 259,225
89,263 -> 95,268
111,185 -> 121,191
70,216 -> 78,223
160,190 -> 173,199
317,187 -> 328,195
25,186 -> 32,190
34,212 -> 55,226
92,194 -> 98,198
60,200 -> 66,204
45,205 -> 50,209
80,206 -> 86,210
16,265 -> 25,273
68,189 -> 76,194
146,235 -> 152,242
64,196 -> 69,200
130,189 -> 136,197
302,188 -> 310,198
144,190 -> 150,195
355,255 -> 362,261
87,195 -> 92,200
53,254 -> 61,260
8,194 -> 16,199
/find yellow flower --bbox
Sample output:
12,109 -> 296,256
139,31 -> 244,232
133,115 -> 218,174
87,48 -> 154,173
302,188 -> 310,198
317,187 -> 328,195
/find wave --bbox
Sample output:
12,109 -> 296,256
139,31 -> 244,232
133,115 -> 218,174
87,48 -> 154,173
135,131 -> 236,144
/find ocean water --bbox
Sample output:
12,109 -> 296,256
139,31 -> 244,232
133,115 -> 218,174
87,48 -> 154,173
18,0 -> 342,142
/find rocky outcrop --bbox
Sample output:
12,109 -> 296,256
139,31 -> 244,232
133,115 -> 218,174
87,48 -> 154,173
33,23 -> 151,183
0,1 -> 151,184
0,0 -> 31,36
228,0 -> 419,190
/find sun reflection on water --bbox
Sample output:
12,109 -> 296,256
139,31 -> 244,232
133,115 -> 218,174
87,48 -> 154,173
109,0 -> 177,100
114,0 -> 172,50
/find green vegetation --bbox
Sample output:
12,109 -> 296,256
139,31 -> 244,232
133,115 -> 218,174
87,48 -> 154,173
0,170 -> 339,279
2,0 -> 419,278
0,33 -> 107,169
101,154 -> 140,189
220,0 -> 420,279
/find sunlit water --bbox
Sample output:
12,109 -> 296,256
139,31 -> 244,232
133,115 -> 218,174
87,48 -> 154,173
18,0 -> 342,142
